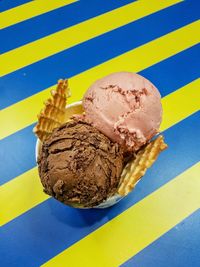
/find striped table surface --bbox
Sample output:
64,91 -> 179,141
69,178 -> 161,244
0,0 -> 200,266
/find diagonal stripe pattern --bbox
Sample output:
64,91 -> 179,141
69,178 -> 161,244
0,0 -> 77,29
2,0 -> 199,108
1,111 -> 199,266
0,0 -> 32,12
0,79 -> 199,226
1,1 -> 199,266
1,44 -> 198,186
0,0 -> 181,76
42,162 -> 200,267
121,209 -> 200,267
1,0 -> 136,54
1,20 -> 199,139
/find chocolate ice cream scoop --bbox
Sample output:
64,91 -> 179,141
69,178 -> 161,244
38,120 -> 124,207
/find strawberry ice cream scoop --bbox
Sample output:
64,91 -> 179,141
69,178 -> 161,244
82,72 -> 162,152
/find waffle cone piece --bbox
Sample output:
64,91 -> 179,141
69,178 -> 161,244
33,79 -> 70,142
118,135 -> 168,196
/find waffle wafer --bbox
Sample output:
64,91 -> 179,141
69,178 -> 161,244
33,79 -> 70,142
118,135 -> 168,196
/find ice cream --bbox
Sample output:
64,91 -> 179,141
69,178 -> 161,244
35,77 -> 167,209
82,72 -> 162,151
38,120 -> 124,207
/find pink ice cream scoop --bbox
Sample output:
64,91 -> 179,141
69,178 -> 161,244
82,72 -> 162,152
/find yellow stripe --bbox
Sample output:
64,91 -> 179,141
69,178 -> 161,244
42,162 -> 200,267
0,168 -> 49,226
0,0 -> 181,75
160,78 -> 200,131
0,0 -> 77,29
0,20 -> 199,140
0,79 -> 199,226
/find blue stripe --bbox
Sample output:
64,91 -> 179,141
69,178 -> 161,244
1,0 -> 134,52
0,0 -> 32,12
0,112 -> 199,267
1,45 -> 199,185
0,124 -> 36,185
140,44 -> 200,97
1,0 -> 199,108
121,209 -> 200,267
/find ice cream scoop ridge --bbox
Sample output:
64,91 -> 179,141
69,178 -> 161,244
83,72 -> 162,151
